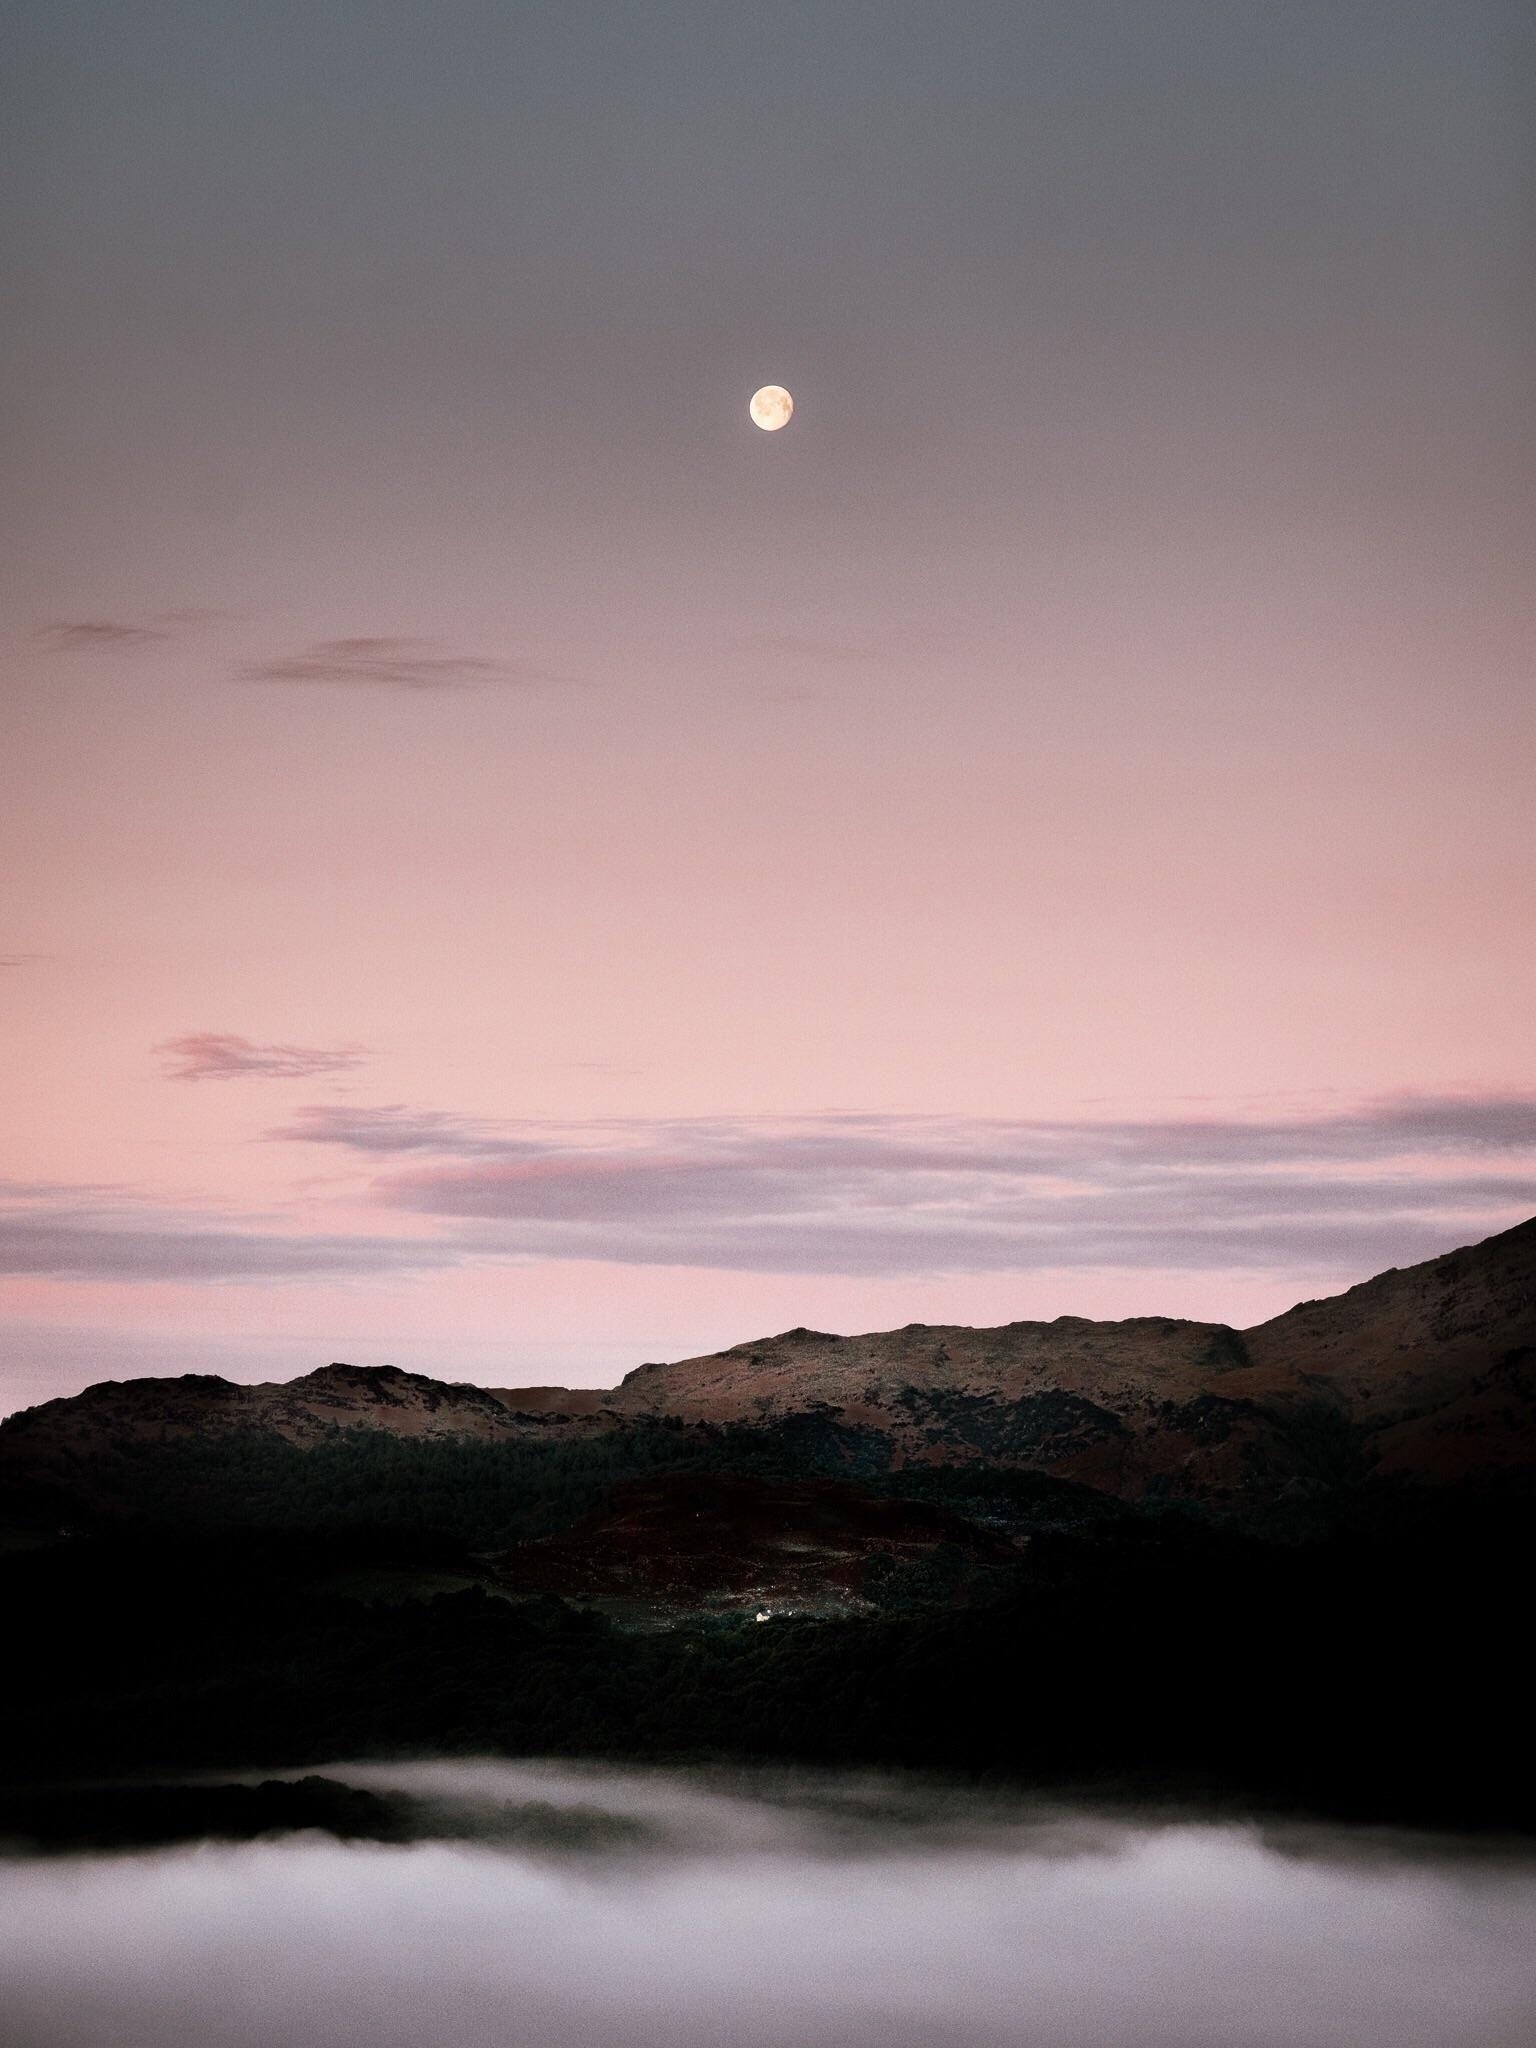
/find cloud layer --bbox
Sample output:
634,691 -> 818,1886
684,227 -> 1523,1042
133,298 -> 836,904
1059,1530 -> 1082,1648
238,638 -> 552,691
7,1773 -> 1533,2048
33,620 -> 170,652
31,612 -> 224,653
276,1095 -> 1536,1280
0,1185 -> 456,1284
158,1034 -> 367,1083
4,1098 -> 1530,1291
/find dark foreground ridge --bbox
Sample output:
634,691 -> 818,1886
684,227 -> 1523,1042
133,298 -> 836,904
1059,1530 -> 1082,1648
1,1220 -> 1531,1833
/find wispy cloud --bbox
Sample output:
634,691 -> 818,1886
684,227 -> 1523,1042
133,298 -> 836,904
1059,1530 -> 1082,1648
238,637 -> 556,691
33,620 -> 171,653
273,1095 -> 1536,1281
0,1186 -> 459,1284
30,610 -> 227,654
158,1034 -> 368,1083
274,1104 -> 518,1151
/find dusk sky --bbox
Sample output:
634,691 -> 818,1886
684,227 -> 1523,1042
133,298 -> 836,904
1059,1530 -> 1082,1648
3,1 -> 1532,1414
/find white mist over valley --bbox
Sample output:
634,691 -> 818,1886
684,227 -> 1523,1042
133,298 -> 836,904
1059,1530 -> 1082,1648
3,1762 -> 1533,2048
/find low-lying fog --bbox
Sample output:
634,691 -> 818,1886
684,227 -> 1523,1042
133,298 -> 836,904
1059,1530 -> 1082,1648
3,1760 -> 1533,2048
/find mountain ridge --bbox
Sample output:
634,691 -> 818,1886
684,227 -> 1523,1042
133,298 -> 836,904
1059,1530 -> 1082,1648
3,1217 -> 1530,1511
2,1224 -> 1531,1825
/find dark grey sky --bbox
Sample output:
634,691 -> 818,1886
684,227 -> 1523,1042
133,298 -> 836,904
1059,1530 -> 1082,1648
8,1 -> 1529,585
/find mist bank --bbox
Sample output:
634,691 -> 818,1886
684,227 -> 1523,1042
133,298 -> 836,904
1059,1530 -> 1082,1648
3,1762 -> 1534,2048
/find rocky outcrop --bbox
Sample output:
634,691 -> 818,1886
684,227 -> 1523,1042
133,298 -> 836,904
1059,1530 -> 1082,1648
604,1315 -> 1268,1495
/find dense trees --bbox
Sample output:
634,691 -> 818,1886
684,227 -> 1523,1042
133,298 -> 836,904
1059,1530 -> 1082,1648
3,1456 -> 1529,1832
4,1409 -> 1530,1834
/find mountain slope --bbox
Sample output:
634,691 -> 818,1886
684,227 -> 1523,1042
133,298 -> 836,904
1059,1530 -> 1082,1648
606,1314 -> 1256,1494
605,1218 -> 1535,1496
1236,1216 -> 1536,1479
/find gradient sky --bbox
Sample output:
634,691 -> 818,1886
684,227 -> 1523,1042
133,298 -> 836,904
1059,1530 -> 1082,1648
3,1 -> 1532,1414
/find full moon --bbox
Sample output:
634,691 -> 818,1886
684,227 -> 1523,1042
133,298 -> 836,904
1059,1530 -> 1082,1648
749,384 -> 793,431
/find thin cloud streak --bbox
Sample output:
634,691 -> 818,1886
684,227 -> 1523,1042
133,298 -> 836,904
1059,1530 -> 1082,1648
33,620 -> 170,652
158,1034 -> 368,1083
238,638 -> 558,691
279,1095 -> 1536,1168
274,1104 -> 532,1153
0,1194 -> 460,1285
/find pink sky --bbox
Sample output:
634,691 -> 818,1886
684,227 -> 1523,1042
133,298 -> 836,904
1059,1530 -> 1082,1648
3,4 -> 1531,1413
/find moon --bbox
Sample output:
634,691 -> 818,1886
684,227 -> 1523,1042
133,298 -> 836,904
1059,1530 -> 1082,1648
749,385 -> 793,431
